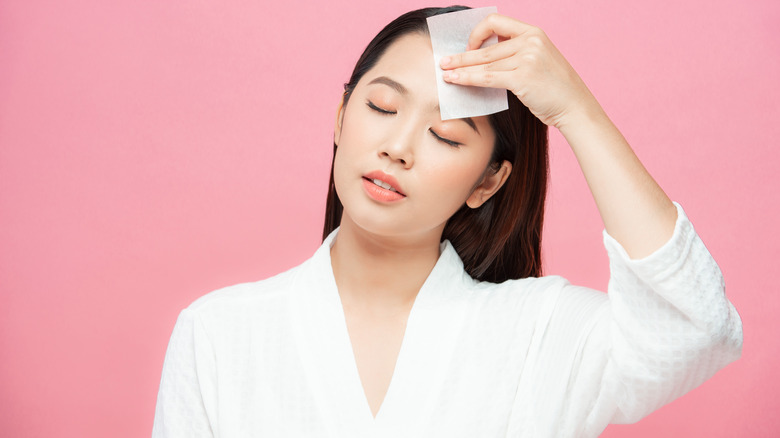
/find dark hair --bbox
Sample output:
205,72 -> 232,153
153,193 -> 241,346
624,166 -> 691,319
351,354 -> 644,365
322,6 -> 549,282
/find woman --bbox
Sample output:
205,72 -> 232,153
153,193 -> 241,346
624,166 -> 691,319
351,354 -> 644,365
153,6 -> 742,437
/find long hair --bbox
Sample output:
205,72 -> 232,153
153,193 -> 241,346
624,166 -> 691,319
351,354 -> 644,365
323,6 -> 549,282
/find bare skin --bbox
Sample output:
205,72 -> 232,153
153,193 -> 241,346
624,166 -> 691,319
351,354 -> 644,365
331,214 -> 437,416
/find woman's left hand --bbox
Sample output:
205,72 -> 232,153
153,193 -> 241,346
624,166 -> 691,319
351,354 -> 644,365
440,14 -> 596,130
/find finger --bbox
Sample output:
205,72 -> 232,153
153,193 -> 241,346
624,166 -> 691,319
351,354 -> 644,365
467,14 -> 539,52
440,38 -> 520,70
459,56 -> 519,74
442,68 -> 517,91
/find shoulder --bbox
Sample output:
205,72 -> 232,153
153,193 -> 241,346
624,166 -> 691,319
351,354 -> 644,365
183,253 -> 317,325
439,240 -> 575,303
467,273 -> 570,299
455,274 -> 555,316
463,273 -> 608,317
189,266 -> 297,309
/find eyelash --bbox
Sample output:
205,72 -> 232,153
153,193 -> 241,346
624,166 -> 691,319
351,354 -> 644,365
429,129 -> 462,147
366,100 -> 462,147
366,101 -> 395,115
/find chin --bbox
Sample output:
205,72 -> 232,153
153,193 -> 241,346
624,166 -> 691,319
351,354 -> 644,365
344,208 -> 449,246
344,208 -> 408,236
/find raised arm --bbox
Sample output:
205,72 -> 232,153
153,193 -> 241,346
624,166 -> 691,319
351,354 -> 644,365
440,13 -> 677,259
442,16 -> 742,431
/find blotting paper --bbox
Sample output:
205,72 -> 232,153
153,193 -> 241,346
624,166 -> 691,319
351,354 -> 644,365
427,7 -> 508,121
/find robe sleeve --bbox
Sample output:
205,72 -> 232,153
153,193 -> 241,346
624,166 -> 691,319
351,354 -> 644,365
575,202 -> 743,431
518,202 -> 742,436
152,308 -> 218,438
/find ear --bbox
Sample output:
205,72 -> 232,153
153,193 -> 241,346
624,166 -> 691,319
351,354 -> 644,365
334,94 -> 345,146
466,160 -> 512,209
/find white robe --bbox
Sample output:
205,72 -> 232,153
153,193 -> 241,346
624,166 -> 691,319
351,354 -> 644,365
152,203 -> 742,437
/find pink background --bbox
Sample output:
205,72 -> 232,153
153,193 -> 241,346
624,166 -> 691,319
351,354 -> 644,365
1,0 -> 777,436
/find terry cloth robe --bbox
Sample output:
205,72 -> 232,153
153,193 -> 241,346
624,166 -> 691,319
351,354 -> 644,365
152,202 -> 742,437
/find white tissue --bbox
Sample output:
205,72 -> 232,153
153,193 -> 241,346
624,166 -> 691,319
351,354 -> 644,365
427,7 -> 508,121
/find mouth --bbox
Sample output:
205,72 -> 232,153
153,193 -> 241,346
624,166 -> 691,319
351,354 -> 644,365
365,177 -> 402,193
362,171 -> 406,196
361,171 -> 406,202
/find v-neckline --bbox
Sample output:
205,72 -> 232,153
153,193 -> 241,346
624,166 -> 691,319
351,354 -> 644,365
330,244 -> 435,423
338,298 -> 415,421
289,230 -> 470,434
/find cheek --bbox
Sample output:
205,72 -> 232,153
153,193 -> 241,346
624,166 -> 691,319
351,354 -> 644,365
336,108 -> 383,158
419,155 -> 487,205
333,114 -> 366,176
332,145 -> 354,200
332,123 -> 375,200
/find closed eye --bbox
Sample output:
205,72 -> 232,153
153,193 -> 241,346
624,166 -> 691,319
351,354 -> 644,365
366,100 -> 460,146
429,128 -> 462,147
367,100 -> 396,115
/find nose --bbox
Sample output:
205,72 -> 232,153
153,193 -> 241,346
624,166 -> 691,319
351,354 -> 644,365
379,122 -> 416,168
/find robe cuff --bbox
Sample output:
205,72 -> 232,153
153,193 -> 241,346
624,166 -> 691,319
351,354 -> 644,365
601,202 -> 697,284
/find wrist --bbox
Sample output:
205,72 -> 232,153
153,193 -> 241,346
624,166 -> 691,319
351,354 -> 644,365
555,97 -> 614,141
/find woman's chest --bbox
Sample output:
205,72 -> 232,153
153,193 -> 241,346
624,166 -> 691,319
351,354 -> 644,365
343,308 -> 410,418
209,298 -> 545,436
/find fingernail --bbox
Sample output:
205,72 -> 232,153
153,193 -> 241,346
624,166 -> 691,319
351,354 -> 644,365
440,56 -> 451,67
443,71 -> 458,81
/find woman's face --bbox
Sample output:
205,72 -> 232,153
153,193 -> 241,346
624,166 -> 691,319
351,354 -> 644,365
333,32 -> 509,242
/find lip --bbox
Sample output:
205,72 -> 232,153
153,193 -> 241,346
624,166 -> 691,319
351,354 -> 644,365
362,170 -> 406,203
363,171 -> 406,196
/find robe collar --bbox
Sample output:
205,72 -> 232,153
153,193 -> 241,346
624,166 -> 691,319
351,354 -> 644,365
288,228 -> 472,435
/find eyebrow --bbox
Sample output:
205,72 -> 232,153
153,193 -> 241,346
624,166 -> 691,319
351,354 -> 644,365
368,76 -> 408,95
434,105 -> 478,133
367,75 -> 480,135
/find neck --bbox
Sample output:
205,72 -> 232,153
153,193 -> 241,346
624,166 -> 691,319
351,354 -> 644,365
330,215 -> 443,313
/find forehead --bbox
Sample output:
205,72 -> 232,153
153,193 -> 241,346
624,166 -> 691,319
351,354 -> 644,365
353,31 -> 494,138
358,32 -> 437,98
